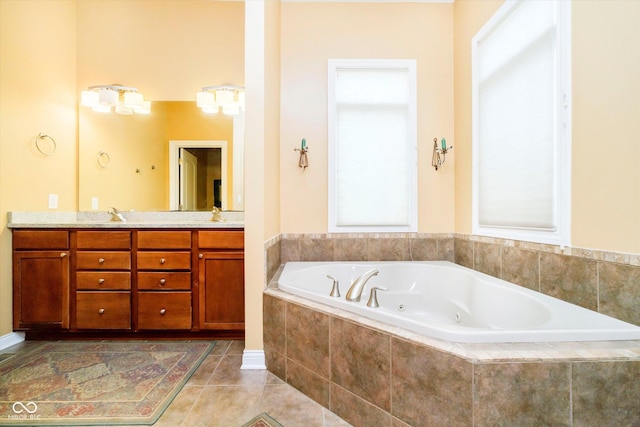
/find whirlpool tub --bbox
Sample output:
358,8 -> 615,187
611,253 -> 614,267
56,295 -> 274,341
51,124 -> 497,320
276,261 -> 640,343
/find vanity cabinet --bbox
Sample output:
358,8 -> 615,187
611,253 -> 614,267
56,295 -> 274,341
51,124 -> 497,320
198,231 -> 245,330
12,227 -> 244,339
74,231 -> 132,330
12,230 -> 70,330
136,231 -> 193,330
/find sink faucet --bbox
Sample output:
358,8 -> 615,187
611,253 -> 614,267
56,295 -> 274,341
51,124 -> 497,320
211,206 -> 225,222
108,207 -> 126,222
346,269 -> 379,302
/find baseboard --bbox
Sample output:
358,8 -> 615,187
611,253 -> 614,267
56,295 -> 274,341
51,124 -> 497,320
240,349 -> 266,370
0,332 -> 25,351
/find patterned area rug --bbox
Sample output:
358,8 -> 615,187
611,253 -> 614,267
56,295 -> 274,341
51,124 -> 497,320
0,340 -> 215,425
243,412 -> 284,427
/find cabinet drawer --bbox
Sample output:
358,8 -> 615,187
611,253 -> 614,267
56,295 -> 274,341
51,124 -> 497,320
137,292 -> 191,330
76,231 -> 131,250
137,252 -> 191,270
138,272 -> 191,290
76,272 -> 131,290
76,292 -> 131,329
198,231 -> 244,250
13,230 -> 69,250
76,251 -> 131,270
137,231 -> 192,249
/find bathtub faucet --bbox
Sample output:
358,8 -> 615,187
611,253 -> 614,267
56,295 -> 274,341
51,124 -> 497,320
346,269 -> 379,302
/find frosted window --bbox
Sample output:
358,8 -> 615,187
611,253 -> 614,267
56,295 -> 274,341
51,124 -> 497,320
472,0 -> 571,245
328,60 -> 417,232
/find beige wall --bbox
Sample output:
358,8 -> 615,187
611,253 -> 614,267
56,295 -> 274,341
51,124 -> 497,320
243,0 -> 282,351
0,0 -> 78,336
279,2 -> 455,234
571,1 -> 640,254
453,0 -> 640,255
75,0 -> 244,101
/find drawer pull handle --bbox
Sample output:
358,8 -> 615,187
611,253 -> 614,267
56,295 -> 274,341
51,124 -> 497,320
98,258 -> 105,264
159,279 -> 166,285
160,258 -> 166,264
98,278 -> 105,284
199,254 -> 203,259
60,252 -> 67,258
160,308 -> 167,315
98,308 -> 105,314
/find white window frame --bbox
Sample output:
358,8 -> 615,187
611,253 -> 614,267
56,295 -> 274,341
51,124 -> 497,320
471,0 -> 571,246
328,59 -> 418,233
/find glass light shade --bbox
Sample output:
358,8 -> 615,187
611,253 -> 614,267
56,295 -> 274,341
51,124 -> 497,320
134,100 -> 151,114
98,88 -> 118,105
123,91 -> 144,108
215,89 -> 234,106
202,105 -> 219,114
238,91 -> 245,110
222,104 -> 240,115
81,90 -> 99,107
115,103 -> 133,115
197,91 -> 215,108
92,103 -> 112,113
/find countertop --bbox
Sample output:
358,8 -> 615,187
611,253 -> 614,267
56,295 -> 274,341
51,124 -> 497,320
7,211 -> 244,229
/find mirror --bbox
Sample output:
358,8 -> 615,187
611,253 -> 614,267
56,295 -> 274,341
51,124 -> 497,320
76,0 -> 244,212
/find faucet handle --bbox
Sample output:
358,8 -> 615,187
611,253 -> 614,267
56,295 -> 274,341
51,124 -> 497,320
367,286 -> 387,308
326,275 -> 340,297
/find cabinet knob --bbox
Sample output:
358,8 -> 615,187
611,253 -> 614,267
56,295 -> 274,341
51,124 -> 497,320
199,253 -> 203,259
98,278 -> 105,284
159,279 -> 166,286
98,308 -> 105,314
98,258 -> 105,264
160,308 -> 166,315
60,252 -> 67,258
160,258 -> 166,264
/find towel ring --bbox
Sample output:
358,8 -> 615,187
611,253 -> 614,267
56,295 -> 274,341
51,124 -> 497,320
97,151 -> 111,168
35,133 -> 56,156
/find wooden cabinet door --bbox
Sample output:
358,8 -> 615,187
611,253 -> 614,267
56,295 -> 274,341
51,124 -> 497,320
13,251 -> 70,329
198,251 -> 244,330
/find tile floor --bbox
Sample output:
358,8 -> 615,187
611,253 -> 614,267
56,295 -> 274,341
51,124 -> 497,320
0,340 -> 351,427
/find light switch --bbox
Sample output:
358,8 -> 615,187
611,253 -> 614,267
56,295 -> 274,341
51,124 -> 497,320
48,194 -> 58,209
91,197 -> 99,210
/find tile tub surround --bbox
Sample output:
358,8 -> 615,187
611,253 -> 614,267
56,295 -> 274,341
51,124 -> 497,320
264,283 -> 640,427
454,234 -> 640,327
264,233 -> 640,328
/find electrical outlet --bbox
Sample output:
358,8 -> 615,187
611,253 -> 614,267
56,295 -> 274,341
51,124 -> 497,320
48,194 -> 58,209
91,197 -> 99,210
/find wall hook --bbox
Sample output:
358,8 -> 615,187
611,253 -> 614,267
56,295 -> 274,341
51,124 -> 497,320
432,137 -> 452,171
294,138 -> 309,171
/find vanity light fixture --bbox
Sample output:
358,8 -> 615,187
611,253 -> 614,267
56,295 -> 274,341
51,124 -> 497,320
196,85 -> 244,115
80,85 -> 151,114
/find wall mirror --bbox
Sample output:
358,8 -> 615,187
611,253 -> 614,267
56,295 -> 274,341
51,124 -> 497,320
76,0 -> 244,212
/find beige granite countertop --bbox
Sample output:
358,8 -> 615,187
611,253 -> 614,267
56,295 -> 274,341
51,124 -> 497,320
7,211 -> 244,229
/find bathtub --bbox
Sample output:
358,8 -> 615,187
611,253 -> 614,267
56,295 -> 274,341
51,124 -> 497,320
276,261 -> 640,343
